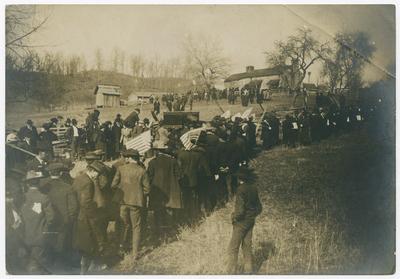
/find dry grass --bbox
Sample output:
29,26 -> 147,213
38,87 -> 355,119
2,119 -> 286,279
115,130 -> 378,275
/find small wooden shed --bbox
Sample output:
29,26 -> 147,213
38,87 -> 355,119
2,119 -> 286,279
94,85 -> 121,108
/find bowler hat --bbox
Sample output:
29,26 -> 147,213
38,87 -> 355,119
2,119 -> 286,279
122,149 -> 140,158
88,161 -> 105,173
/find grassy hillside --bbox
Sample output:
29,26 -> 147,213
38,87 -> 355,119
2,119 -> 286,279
6,70 -> 192,110
117,125 -> 394,275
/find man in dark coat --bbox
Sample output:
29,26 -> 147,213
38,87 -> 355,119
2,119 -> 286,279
147,145 -> 183,243
18,119 -> 39,153
21,170 -> 55,274
41,163 -> 79,268
298,110 -> 311,145
112,114 -> 124,160
72,161 -> 106,274
85,110 -> 101,151
153,97 -> 161,115
111,149 -> 150,258
177,142 -> 211,222
261,118 -> 273,149
38,123 -> 58,160
227,182 -> 262,274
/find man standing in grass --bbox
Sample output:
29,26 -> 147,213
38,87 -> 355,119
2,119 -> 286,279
227,181 -> 262,274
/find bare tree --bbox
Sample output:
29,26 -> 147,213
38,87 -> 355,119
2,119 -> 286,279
95,48 -> 103,71
129,54 -> 146,77
119,50 -> 125,73
266,27 -> 330,93
321,31 -> 376,95
182,34 -> 230,90
6,6 -> 50,58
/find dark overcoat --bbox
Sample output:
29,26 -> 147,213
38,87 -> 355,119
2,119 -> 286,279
45,178 -> 79,253
177,147 -> 211,189
20,187 -> 55,247
147,153 -> 183,209
72,173 -> 103,255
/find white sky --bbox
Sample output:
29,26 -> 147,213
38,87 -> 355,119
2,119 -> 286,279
27,4 -> 395,83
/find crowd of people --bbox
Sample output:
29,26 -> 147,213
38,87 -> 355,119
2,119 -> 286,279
5,90 -> 385,275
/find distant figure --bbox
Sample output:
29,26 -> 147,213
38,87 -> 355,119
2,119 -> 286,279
153,97 -> 161,115
85,109 -> 101,151
18,119 -> 39,153
112,114 -> 124,159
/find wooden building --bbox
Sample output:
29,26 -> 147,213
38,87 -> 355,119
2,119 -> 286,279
94,85 -> 121,108
224,65 -> 303,92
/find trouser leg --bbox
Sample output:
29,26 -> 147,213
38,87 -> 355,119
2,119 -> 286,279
28,246 -> 51,274
226,224 -> 247,274
153,208 -> 167,244
80,253 -> 92,275
119,205 -> 131,250
242,225 -> 254,273
129,206 -> 142,259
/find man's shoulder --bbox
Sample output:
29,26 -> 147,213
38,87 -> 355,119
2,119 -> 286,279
73,173 -> 91,186
120,162 -> 144,172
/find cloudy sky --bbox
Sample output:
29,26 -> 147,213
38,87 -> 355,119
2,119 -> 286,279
28,4 -> 395,83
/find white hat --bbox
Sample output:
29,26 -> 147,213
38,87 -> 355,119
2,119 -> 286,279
6,133 -> 18,143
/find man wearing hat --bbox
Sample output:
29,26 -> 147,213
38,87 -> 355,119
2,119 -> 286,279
112,114 -> 124,159
41,163 -> 79,267
21,170 -> 55,274
111,149 -> 150,258
124,108 -> 140,128
66,119 -> 81,160
72,161 -> 106,274
177,136 -> 211,223
85,109 -> 101,151
18,119 -> 39,153
38,123 -> 58,160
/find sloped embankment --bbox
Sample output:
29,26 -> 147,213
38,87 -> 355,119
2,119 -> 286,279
118,128 -> 395,274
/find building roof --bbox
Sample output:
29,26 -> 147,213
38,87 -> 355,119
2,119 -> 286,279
94,84 -> 121,96
303,83 -> 318,91
224,66 -> 285,83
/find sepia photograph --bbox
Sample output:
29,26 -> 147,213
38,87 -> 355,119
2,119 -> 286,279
4,3 -> 396,276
